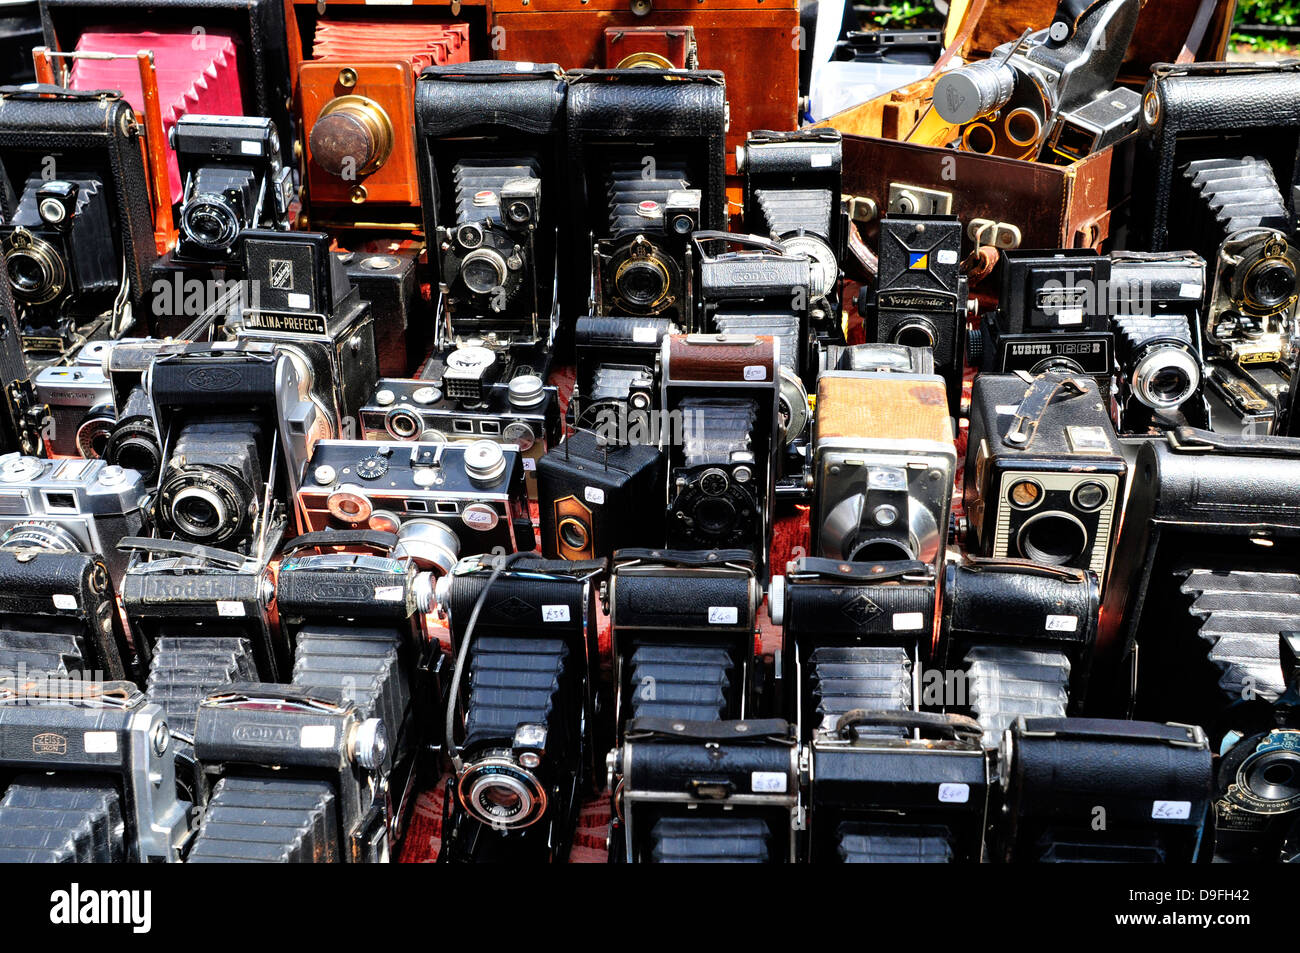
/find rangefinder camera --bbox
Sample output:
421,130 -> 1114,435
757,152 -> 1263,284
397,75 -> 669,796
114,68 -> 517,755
296,439 -> 535,561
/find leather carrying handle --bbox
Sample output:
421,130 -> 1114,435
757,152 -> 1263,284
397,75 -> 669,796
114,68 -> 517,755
790,556 -> 932,583
1004,374 -> 1090,449
281,530 -> 399,556
835,708 -> 984,743
1167,426 -> 1300,458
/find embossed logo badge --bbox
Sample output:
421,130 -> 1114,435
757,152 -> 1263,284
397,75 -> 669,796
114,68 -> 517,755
32,732 -> 67,755
493,596 -> 534,620
841,593 -> 882,626
187,367 -> 241,392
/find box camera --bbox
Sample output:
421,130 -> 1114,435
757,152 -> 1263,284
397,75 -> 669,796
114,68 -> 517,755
1,175 -> 119,353
341,249 -> 423,379
230,230 -> 379,437
0,678 -> 190,862
0,454 -> 145,587
359,373 -> 560,500
869,214 -> 967,401
608,549 -> 761,739
416,62 -> 567,352
572,315 -> 674,431
939,557 -> 1099,747
973,249 -> 1114,393
436,555 -> 602,863
931,0 -> 1141,160
811,372 -> 955,571
296,439 -> 535,564
0,549 -> 133,682
149,342 -> 330,555
172,115 -> 293,263
998,717 -> 1212,863
610,718 -> 799,864
738,128 -> 845,336
190,684 -> 390,862
661,334 -> 781,575
965,373 -> 1125,588
537,429 -> 665,563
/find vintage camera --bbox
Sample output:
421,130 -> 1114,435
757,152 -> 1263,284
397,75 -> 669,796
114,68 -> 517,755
610,718 -> 799,863
662,334 -> 780,574
566,69 -> 727,329
149,343 -> 330,554
738,128 -> 845,334
437,555 -> 602,862
823,342 -> 935,376
0,678 -> 190,862
1110,252 -> 1209,432
189,684 -> 390,862
173,115 -> 293,263
608,549 -> 760,739
100,339 -> 179,484
537,429 -> 665,563
939,557 -> 1099,747
1,175 -> 119,353
34,361 -> 112,459
973,249 -> 1114,397
966,373 -> 1125,588
572,315 -> 674,430
296,440 -> 534,563
1205,229 -> 1300,367
699,232 -> 816,384
869,215 -> 967,401
417,63 -> 566,353
1177,156 -> 1290,263
342,249 -> 423,379
998,717 -> 1212,863
359,374 -> 560,500
811,372 -> 954,571
0,549 -> 133,683
0,455 -> 145,587
1102,429 -> 1300,725
931,0 -> 1141,160
0,264 -> 44,457
229,230 -> 379,435
592,162 -> 701,326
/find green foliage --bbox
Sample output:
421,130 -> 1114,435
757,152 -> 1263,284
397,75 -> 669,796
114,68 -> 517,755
1235,0 -> 1300,27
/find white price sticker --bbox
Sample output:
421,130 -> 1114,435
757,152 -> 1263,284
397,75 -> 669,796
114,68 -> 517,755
633,326 -> 658,344
52,594 -> 77,611
542,604 -> 571,623
1057,308 -> 1084,325
239,140 -> 261,155
374,586 -> 404,602
708,606 -> 739,625
84,731 -> 118,754
743,365 -> 767,381
751,771 -> 788,793
936,249 -> 959,266
810,153 -> 833,168
938,783 -> 970,803
892,612 -> 924,632
286,292 -> 311,310
300,725 -> 336,749
1152,800 -> 1191,819
1045,614 -> 1079,632
584,486 -> 606,505
463,508 -> 495,527
1179,283 -> 1201,299
217,601 -> 246,618
523,457 -> 537,472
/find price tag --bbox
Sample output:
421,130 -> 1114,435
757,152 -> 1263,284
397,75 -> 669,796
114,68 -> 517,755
84,731 -> 118,754
542,604 -> 570,623
743,365 -> 767,381
1045,614 -> 1078,632
708,606 -> 739,625
584,486 -> 605,505
892,612 -> 924,631
752,771 -> 788,793
300,726 -> 336,749
938,783 -> 970,803
52,594 -> 77,611
217,601 -> 245,618
374,586 -> 404,602
1152,800 -> 1191,819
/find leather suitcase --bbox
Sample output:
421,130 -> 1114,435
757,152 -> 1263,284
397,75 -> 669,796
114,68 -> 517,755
821,0 -> 1237,257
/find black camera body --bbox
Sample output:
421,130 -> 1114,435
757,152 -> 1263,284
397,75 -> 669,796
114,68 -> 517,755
611,718 -> 800,864
437,555 -> 603,863
537,429 -> 665,563
0,549 -> 132,682
2,175 -> 118,352
297,439 -> 535,564
975,250 -> 1114,396
0,679 -> 191,862
1215,719 -> 1300,863
739,128 -> 845,338
608,549 -> 761,739
661,334 -> 780,575
870,215 -> 966,402
230,230 -> 379,438
190,683 -> 390,863
572,315 -> 673,431
999,717 -> 1213,863
173,115 -> 293,263
416,62 -> 567,354
360,374 -> 560,500
939,557 -> 1099,747
965,373 -> 1126,588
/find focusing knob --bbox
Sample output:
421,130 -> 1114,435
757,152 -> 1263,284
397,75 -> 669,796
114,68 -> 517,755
966,326 -> 984,367
356,455 -> 389,481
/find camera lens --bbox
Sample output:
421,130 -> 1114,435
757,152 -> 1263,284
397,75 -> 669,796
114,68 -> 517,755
0,521 -> 83,553
1243,748 -> 1300,803
1016,511 -> 1089,566
459,758 -> 547,829
105,431 -> 161,484
1007,479 -> 1042,509
1244,257 -> 1297,312
170,486 -> 227,538
694,496 -> 738,537
615,256 -> 671,310
181,197 -> 239,251
559,517 -> 590,551
847,537 -> 914,563
1133,347 -> 1200,410
5,240 -> 65,304
1071,481 -> 1108,511
385,408 -> 422,441
460,248 -> 507,295
893,318 -> 937,349
75,406 -> 116,459
392,519 -> 460,575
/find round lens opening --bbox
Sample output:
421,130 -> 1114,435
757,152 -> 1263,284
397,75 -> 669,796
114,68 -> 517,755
1017,512 -> 1089,566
